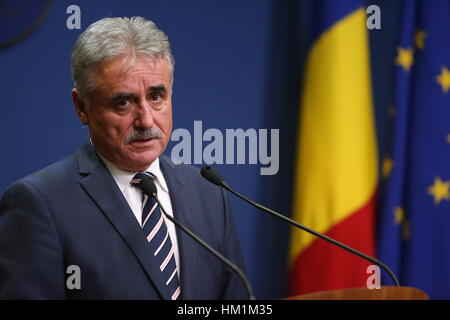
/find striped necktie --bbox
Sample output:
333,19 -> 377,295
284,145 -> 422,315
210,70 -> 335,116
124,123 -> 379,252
131,172 -> 181,300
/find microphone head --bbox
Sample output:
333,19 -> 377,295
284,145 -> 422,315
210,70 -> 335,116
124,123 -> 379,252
140,176 -> 158,197
200,165 -> 225,187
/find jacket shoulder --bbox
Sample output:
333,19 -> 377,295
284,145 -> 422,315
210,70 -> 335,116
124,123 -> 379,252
4,154 -> 78,197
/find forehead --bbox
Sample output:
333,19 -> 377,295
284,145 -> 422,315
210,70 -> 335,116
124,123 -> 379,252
93,55 -> 172,93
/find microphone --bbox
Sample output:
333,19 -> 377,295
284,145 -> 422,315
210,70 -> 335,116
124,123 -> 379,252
200,165 -> 400,287
138,176 -> 256,300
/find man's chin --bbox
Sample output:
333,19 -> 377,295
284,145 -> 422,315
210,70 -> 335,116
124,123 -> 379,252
119,142 -> 166,171
122,153 -> 160,172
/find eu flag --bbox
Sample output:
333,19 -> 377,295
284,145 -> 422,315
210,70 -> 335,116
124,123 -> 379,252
377,0 -> 450,299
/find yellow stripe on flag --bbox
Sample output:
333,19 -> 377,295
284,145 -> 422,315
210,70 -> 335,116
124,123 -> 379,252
290,8 -> 378,260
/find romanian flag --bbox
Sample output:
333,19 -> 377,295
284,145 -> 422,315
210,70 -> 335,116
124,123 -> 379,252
289,1 -> 378,295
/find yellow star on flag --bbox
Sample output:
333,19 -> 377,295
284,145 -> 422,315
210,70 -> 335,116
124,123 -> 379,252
447,134 -> 450,144
394,206 -> 405,224
382,156 -> 394,179
395,47 -> 414,72
428,177 -> 450,204
415,30 -> 427,50
436,66 -> 450,94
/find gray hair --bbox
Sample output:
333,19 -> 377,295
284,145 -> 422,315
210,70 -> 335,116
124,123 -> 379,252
71,16 -> 174,106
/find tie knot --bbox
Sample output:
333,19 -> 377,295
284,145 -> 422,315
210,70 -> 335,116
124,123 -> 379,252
131,172 -> 155,188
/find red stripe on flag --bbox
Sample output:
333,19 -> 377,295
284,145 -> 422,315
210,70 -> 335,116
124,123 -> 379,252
289,192 -> 376,296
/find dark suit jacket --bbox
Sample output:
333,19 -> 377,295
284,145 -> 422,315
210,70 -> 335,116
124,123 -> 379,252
0,141 -> 247,299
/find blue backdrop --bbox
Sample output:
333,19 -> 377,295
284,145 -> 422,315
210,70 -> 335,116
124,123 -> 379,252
0,0 -> 401,299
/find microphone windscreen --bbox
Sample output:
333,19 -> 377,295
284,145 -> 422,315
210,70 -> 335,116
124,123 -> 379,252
140,177 -> 158,196
200,165 -> 225,186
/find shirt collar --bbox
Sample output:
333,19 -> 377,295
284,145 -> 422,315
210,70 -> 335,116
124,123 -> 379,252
145,157 -> 169,193
91,140 -> 169,193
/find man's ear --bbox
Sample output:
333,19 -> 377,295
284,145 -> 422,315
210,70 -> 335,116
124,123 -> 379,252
71,88 -> 89,125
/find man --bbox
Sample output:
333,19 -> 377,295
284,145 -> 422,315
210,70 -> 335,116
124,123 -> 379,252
0,17 -> 247,300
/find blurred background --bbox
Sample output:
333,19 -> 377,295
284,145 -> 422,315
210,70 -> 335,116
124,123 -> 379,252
1,0 -> 449,299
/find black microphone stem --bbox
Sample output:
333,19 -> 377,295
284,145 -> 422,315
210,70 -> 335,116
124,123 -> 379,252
152,194 -> 256,300
221,181 -> 400,287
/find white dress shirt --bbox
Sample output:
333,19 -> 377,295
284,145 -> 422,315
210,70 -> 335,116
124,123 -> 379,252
95,151 -> 180,275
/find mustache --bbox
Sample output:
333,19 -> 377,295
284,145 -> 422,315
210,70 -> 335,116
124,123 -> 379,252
124,127 -> 163,144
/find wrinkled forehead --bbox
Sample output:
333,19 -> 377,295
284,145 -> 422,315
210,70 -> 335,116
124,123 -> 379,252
93,55 -> 172,94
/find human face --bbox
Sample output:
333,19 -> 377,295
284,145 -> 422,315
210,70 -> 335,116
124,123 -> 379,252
73,56 -> 173,172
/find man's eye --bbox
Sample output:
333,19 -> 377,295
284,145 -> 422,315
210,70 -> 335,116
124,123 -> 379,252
116,99 -> 130,107
150,93 -> 162,102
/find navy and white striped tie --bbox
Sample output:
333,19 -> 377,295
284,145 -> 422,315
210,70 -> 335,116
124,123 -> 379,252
131,172 -> 181,300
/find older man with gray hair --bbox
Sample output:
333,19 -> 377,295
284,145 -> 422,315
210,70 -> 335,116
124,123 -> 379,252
0,17 -> 247,300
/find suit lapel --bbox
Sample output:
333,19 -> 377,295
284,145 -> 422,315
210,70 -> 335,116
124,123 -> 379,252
75,142 -> 171,300
159,156 -> 200,300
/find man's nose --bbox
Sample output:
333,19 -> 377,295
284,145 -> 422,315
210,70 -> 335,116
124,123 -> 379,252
135,103 -> 154,129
